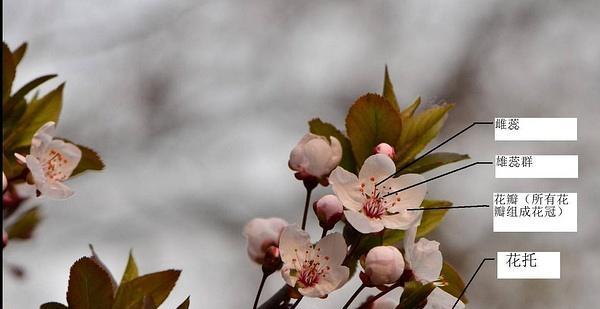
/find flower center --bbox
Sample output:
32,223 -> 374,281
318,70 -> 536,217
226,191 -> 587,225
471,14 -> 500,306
292,247 -> 331,288
359,178 -> 400,219
362,196 -> 387,218
42,150 -> 69,181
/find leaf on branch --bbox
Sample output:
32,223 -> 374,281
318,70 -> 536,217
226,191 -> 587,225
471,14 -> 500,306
120,250 -> 139,284
176,297 -> 191,309
397,281 -> 436,309
346,93 -> 402,168
395,103 -> 454,167
415,199 -> 452,237
6,83 -> 64,150
66,257 -> 115,309
400,152 -> 470,174
401,97 -> 421,120
7,206 -> 42,240
440,261 -> 468,303
113,270 -> 181,309
12,42 -> 28,65
3,42 -> 16,105
88,244 -> 118,293
309,118 -> 356,173
382,66 -> 400,112
72,144 -> 105,176
40,302 -> 68,309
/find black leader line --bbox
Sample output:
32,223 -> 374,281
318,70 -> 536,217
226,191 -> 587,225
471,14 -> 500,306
452,257 -> 496,309
407,204 -> 490,211
381,161 -> 493,198
376,121 -> 493,187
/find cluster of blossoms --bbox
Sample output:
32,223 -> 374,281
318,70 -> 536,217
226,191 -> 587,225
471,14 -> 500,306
243,134 -> 465,308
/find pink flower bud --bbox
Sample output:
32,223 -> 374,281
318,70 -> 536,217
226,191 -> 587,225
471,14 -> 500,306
372,298 -> 398,309
243,217 -> 288,264
289,133 -> 342,183
313,195 -> 344,230
373,143 -> 395,159
2,172 -> 7,192
364,246 -> 405,286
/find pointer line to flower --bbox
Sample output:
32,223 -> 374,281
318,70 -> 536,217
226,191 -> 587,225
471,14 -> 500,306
376,121 -> 493,188
407,204 -> 490,211
382,161 -> 494,198
452,257 -> 495,309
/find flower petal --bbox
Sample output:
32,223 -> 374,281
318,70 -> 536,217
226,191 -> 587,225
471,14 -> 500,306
30,121 -> 56,159
386,174 -> 426,212
344,210 -> 383,234
25,155 -> 46,187
358,154 -> 396,184
303,138 -> 333,177
425,287 -> 465,309
279,225 -> 311,265
330,167 -> 362,211
315,232 -> 347,265
40,181 -> 74,199
411,238 -> 443,282
45,140 -> 82,179
381,212 -> 420,230
298,264 -> 349,298
326,136 -> 343,171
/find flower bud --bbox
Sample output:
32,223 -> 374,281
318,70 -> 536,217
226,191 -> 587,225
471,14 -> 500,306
262,245 -> 283,274
2,172 -> 7,192
243,217 -> 288,264
313,194 -> 343,230
289,133 -> 342,184
364,246 -> 405,286
373,143 -> 395,159
372,298 -> 398,309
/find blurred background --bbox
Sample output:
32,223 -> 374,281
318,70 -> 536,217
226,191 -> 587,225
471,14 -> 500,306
3,0 -> 599,308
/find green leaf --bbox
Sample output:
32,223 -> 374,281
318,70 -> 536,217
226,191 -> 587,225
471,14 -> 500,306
120,250 -> 139,284
398,281 -> 436,309
396,103 -> 453,166
12,42 -> 28,65
72,144 -> 105,176
309,118 -> 356,173
3,42 -> 16,105
40,303 -> 68,309
5,74 -> 57,118
346,93 -> 403,168
6,206 -> 42,240
415,200 -> 452,237
400,152 -> 469,174
382,66 -> 400,112
113,270 -> 181,309
5,83 -> 64,150
67,257 -> 115,309
440,261 -> 468,303
400,96 -> 421,120
2,152 -> 25,180
176,297 -> 190,309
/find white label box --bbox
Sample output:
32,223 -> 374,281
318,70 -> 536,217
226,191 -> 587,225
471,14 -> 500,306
497,252 -> 560,279
493,193 -> 577,232
495,155 -> 578,178
495,118 -> 577,141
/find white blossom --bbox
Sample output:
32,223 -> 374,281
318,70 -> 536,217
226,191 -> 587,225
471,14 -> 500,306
330,154 -> 426,233
14,122 -> 81,199
279,225 -> 349,297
